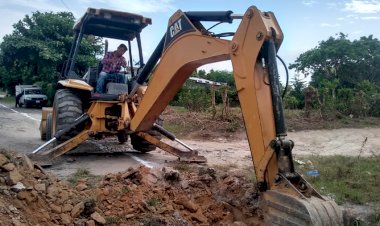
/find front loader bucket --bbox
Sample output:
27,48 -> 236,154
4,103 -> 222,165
260,190 -> 343,226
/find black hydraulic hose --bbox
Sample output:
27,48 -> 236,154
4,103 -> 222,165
207,22 -> 223,31
276,55 -> 289,99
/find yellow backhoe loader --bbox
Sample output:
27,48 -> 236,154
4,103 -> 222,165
34,6 -> 343,225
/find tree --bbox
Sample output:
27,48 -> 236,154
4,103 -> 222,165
289,33 -> 380,117
290,74 -> 306,109
0,11 -> 103,97
290,33 -> 380,88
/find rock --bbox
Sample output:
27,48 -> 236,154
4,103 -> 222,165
199,174 -> 213,186
174,197 -> 198,213
173,210 -> 182,219
40,210 -> 51,221
71,202 -> 84,218
232,221 -> 248,226
90,212 -> 106,224
11,182 -> 25,192
46,184 -> 60,199
83,199 -> 96,217
60,213 -> 72,225
191,209 -> 208,224
50,203 -> 62,214
20,154 -> 34,170
62,203 -> 73,213
102,188 -> 110,196
17,190 -> 36,203
8,205 -> 19,214
163,169 -> 180,181
1,162 -> 15,171
198,167 -> 216,178
34,183 -> 46,192
0,153 -> 9,166
11,218 -> 22,226
144,174 -> 158,184
6,169 -> 24,185
59,190 -> 69,203
85,220 -> 96,226
75,183 -> 88,191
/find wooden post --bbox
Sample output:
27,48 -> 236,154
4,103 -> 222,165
221,85 -> 229,119
211,84 -> 216,119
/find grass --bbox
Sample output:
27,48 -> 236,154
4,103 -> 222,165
105,215 -> 121,224
295,155 -> 380,205
162,122 -> 189,138
172,162 -> 192,172
285,109 -> 380,131
146,197 -> 160,207
67,168 -> 101,188
0,96 -> 15,104
121,186 -> 131,194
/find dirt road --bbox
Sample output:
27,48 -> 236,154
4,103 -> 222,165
0,101 -> 379,179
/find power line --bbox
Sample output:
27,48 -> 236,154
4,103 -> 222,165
59,0 -> 72,13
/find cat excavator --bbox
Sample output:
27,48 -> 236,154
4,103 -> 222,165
33,6 -> 343,225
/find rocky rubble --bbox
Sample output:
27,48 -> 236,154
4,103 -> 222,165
0,151 -> 105,226
0,150 -> 262,225
90,166 -> 262,225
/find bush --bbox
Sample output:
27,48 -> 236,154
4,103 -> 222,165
175,86 -> 210,112
369,94 -> 380,117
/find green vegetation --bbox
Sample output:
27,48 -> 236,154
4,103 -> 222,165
121,186 -> 131,194
295,155 -> 380,205
146,197 -> 160,207
289,33 -> 380,118
0,11 -> 103,102
67,168 -> 101,188
105,216 -> 121,224
0,96 -> 15,104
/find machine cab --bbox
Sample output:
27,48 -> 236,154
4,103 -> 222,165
62,8 -> 152,93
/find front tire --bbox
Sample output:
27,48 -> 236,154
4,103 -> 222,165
130,119 -> 162,153
52,89 -> 83,142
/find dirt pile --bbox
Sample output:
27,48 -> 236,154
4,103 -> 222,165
91,166 -> 262,225
0,151 -> 105,226
0,150 -> 263,225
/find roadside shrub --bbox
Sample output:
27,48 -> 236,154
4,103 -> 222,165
176,86 -> 210,112
369,94 -> 380,117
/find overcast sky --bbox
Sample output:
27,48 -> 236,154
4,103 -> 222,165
1,0 -> 380,80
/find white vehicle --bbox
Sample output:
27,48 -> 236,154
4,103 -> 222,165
15,85 -> 48,108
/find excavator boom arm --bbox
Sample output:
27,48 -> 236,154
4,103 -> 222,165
131,6 -> 282,187
130,6 -> 343,225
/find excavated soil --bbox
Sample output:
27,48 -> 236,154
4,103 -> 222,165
0,151 -> 262,226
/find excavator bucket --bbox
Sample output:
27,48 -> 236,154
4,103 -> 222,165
260,190 -> 343,226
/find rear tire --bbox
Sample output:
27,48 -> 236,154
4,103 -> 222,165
52,89 -> 83,142
46,113 -> 53,140
130,119 -> 162,153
